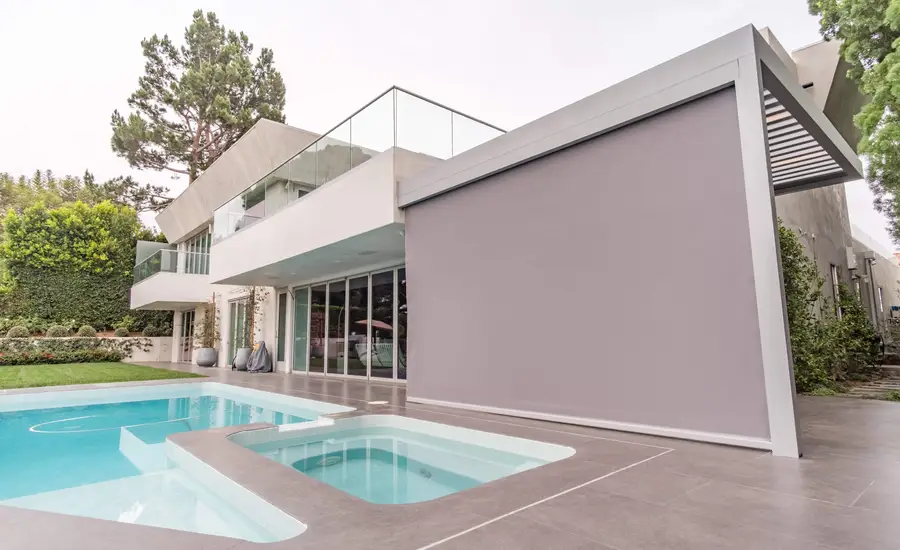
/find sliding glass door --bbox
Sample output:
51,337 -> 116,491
292,288 -> 309,373
291,266 -> 406,380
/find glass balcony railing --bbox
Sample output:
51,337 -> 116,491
212,87 -> 505,243
133,250 -> 210,284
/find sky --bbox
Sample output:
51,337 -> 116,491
0,0 -> 893,251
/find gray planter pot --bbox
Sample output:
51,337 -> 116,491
196,347 -> 218,368
234,347 -> 252,371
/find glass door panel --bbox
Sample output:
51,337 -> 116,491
180,310 -> 195,363
371,271 -> 395,379
398,268 -> 407,380
276,292 -> 287,363
309,285 -> 327,373
228,301 -> 248,365
347,276 -> 369,377
292,288 -> 309,373
327,281 -> 346,375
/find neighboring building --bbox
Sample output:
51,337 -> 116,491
131,26 -> 864,458
852,225 -> 900,328
762,31 -> 900,328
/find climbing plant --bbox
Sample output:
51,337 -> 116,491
779,220 -> 881,392
0,201 -> 171,331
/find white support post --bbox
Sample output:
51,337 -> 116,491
171,310 -> 183,363
735,53 -> 801,458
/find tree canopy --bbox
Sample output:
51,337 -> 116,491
0,170 -> 170,214
809,0 -> 900,241
111,9 -> 287,183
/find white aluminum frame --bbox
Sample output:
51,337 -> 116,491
400,26 -> 864,457
287,265 -> 406,383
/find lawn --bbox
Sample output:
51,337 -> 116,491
0,362 -> 204,389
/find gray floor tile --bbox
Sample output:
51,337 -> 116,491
584,461 -> 710,504
519,491 -> 835,550
436,515 -> 615,550
667,480 -> 900,550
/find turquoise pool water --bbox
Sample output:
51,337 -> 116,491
0,396 -> 311,500
0,383 -> 351,541
246,424 -> 559,504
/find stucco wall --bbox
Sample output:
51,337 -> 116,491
403,89 -> 772,442
774,185 -> 853,311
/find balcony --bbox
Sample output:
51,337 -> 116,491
130,250 -> 212,310
209,87 -> 504,286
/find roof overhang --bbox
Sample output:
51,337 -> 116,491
397,25 -> 863,207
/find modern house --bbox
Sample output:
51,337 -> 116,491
131,25 -> 869,458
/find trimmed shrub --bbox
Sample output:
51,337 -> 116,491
76,325 -> 98,338
0,348 -> 124,366
113,327 -> 130,337
46,325 -> 70,338
6,326 -> 29,339
114,315 -> 136,332
142,325 -> 161,337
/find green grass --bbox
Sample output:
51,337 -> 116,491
0,362 -> 204,389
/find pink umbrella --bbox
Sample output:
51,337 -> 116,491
356,320 -> 393,331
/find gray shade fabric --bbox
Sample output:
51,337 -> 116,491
404,89 -> 772,441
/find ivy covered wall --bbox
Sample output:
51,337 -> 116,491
0,201 -> 171,331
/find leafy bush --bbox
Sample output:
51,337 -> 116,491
882,390 -> 900,402
195,298 -> 219,348
0,348 -> 124,365
142,325 -> 161,337
6,326 -> 29,339
76,325 -> 97,338
46,325 -> 70,338
0,316 -> 48,335
113,327 -> 130,337
115,315 -> 136,332
0,336 -> 153,360
779,221 -> 881,392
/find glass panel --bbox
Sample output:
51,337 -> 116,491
309,285 -> 327,373
286,148 -> 317,204
276,293 -> 287,362
452,112 -> 503,156
397,268 -> 407,380
370,271 -> 395,379
316,121 -> 352,186
134,249 -> 179,284
396,90 -> 452,160
292,288 -> 309,373
264,165 -> 292,217
228,301 -> 249,364
327,281 -> 347,375
347,276 -> 369,377
350,91 -> 395,169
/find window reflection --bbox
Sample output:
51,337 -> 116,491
327,281 -> 346,375
370,271 -> 395,379
347,276 -> 369,377
309,285 -> 327,373
397,268 -> 407,380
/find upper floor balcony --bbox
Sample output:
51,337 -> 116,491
131,249 -> 212,310
209,87 -> 504,286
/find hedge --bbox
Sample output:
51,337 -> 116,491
0,348 -> 124,366
0,337 -> 154,358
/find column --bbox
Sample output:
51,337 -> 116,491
171,310 -> 183,363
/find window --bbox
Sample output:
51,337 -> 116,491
183,229 -> 210,274
830,264 -> 841,319
878,287 -> 885,314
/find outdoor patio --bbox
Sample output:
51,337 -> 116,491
3,363 -> 900,549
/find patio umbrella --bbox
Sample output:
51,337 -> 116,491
355,320 -> 392,331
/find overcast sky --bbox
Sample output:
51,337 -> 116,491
0,0 -> 893,251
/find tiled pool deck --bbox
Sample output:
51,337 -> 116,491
4,363 -> 900,549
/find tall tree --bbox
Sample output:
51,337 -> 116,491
0,170 -> 170,214
110,9 -> 287,183
809,0 -> 900,241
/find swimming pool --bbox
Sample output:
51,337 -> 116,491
0,382 -> 353,542
232,415 -> 575,504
